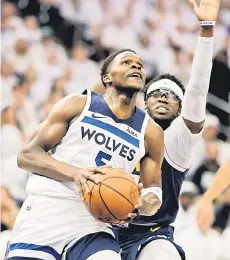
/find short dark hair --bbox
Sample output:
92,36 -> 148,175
143,73 -> 185,102
100,49 -> 136,87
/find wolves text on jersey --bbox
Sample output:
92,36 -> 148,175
81,126 -> 136,161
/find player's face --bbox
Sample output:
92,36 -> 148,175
146,88 -> 181,121
105,52 -> 146,92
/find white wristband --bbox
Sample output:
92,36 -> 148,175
199,21 -> 216,27
141,187 -> 163,205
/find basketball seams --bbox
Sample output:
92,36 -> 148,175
100,176 -> 136,186
85,174 -> 139,223
98,183 -> 120,221
100,177 -> 136,207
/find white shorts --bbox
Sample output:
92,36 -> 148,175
6,195 -> 116,260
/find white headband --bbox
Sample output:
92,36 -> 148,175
147,79 -> 184,101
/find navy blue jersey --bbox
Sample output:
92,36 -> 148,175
114,106 -> 202,260
131,115 -> 203,226
133,159 -> 187,225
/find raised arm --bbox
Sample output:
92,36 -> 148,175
181,0 -> 220,133
139,119 -> 164,216
17,95 -> 104,193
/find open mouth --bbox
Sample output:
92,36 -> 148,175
156,106 -> 169,113
128,72 -> 142,81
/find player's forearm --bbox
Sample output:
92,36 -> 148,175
203,159 -> 230,202
190,27 -> 214,82
17,146 -> 78,182
140,167 -> 162,216
181,29 -> 214,124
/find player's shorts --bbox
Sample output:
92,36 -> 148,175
6,195 -> 120,260
113,224 -> 185,260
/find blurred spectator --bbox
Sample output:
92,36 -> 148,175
1,2 -> 24,54
213,18 -> 229,57
222,226 -> 230,259
169,3 -> 198,52
159,43 -> 191,85
66,42 -> 99,94
1,104 -> 22,159
58,0 -> 88,26
15,16 -> 42,45
28,26 -> 68,73
188,114 -> 230,178
52,76 -> 67,93
1,187 -> 20,229
37,46 -> 65,81
207,51 -> 230,141
25,66 -> 53,109
12,81 -> 39,139
1,159 -> 28,204
177,204 -> 222,260
192,141 -> 220,194
101,15 -> 137,50
134,32 -> 158,80
39,87 -> 65,120
0,187 -> 20,260
174,181 -> 198,239
1,104 -> 28,201
1,2 -> 23,31
1,61 -> 19,104
4,37 -> 31,75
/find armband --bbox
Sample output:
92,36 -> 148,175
141,187 -> 163,206
199,21 -> 216,27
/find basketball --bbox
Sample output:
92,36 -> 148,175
83,168 -> 140,224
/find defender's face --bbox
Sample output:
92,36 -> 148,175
104,52 -> 146,91
146,91 -> 180,120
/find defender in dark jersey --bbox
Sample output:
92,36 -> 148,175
115,0 -> 220,259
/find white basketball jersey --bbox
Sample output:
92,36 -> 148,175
26,91 -> 149,200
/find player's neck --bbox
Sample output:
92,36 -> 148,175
104,87 -> 137,119
152,117 -> 173,130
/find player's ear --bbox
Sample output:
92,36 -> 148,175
103,74 -> 112,86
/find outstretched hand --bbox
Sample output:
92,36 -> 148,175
74,165 -> 112,196
188,0 -> 220,21
196,197 -> 215,229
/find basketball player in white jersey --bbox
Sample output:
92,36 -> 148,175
115,0 -> 221,259
6,49 -> 164,260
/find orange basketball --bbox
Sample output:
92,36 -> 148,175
83,168 -> 140,224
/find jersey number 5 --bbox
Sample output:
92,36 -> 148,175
95,151 -> 112,166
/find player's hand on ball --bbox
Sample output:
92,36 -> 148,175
188,0 -> 220,21
74,165 -> 112,195
124,183 -> 143,223
82,168 -> 142,224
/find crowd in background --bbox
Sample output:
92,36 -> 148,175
1,0 -> 230,259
